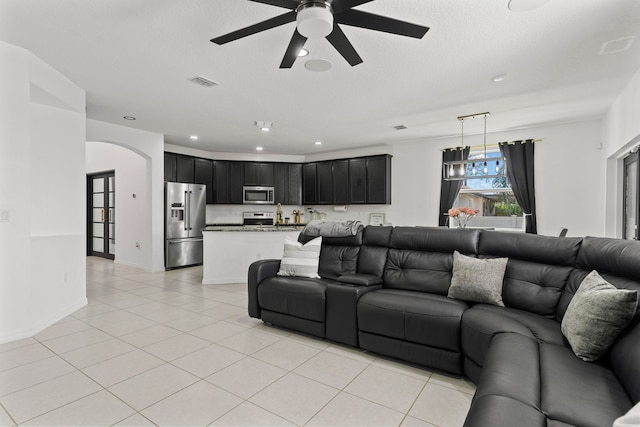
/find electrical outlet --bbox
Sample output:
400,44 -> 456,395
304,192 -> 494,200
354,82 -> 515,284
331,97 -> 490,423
0,209 -> 9,222
135,242 -> 140,249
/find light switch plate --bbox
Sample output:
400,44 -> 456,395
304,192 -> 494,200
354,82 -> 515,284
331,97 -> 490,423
0,209 -> 9,222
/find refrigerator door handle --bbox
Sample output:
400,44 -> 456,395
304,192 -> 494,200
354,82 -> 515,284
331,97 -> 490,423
184,191 -> 189,231
188,190 -> 193,230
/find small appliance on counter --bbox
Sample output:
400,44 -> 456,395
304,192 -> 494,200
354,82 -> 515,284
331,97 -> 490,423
243,211 -> 275,228
165,182 -> 206,269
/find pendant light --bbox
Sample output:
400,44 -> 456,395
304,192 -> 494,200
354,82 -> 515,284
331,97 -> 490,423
443,112 -> 507,181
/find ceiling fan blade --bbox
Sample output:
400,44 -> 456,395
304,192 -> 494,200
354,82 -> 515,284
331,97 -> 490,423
249,0 -> 299,9
211,11 -> 296,45
335,9 -> 429,39
332,0 -> 374,13
280,30 -> 308,68
326,24 -> 363,66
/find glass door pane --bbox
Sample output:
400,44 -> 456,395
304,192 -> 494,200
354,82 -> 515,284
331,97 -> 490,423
88,172 -> 115,259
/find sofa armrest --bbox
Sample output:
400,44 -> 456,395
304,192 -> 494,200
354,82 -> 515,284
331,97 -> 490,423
337,274 -> 383,287
248,259 -> 281,318
326,283 -> 383,346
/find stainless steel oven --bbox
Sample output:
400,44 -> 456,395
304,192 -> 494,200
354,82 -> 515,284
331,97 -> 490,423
243,186 -> 274,204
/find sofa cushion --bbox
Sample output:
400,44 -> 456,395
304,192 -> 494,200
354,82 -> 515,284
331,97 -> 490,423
561,270 -> 638,362
318,245 -> 359,280
257,276 -> 332,322
277,236 -> 322,278
384,250 -> 452,294
471,332 -> 633,427
357,289 -> 468,351
448,251 -> 507,306
540,339 -> 633,427
478,231 -> 582,267
499,259 -> 573,318
461,304 -> 564,370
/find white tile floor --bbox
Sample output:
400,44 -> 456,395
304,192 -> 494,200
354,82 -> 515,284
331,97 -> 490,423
0,257 -> 475,426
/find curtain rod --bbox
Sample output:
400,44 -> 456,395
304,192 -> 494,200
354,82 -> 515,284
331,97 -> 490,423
441,138 -> 542,152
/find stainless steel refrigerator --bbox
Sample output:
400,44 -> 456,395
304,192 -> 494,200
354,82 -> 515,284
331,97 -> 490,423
165,182 -> 206,269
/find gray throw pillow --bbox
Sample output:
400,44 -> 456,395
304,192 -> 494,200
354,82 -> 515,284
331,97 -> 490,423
447,251 -> 508,306
561,270 -> 638,362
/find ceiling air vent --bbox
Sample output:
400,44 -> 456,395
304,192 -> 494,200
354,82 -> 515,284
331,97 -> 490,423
600,36 -> 635,55
394,125 -> 408,130
188,75 -> 219,87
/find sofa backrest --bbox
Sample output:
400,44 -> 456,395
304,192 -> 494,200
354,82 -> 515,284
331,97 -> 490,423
383,227 -> 480,295
557,236 -> 640,403
478,232 -> 582,318
358,226 -> 393,278
299,230 -> 362,280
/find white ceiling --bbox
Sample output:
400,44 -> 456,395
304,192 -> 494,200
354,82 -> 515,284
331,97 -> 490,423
1,0 -> 639,155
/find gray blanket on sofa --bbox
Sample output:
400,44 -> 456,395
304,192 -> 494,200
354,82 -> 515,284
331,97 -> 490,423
302,220 -> 364,237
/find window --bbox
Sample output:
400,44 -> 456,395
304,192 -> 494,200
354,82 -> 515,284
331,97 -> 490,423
452,150 -> 524,231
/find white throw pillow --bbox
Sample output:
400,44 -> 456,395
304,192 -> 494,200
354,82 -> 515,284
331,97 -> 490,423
277,236 -> 322,278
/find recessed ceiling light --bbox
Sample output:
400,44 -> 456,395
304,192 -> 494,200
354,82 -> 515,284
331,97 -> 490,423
492,74 -> 507,82
123,116 -> 136,120
314,141 -> 322,145
298,48 -> 309,57
189,135 -> 198,140
256,146 -> 264,151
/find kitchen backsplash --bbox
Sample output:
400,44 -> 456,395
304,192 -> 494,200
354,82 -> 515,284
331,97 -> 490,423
206,204 -> 391,225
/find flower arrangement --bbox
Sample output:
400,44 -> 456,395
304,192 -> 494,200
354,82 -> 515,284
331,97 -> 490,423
447,207 -> 480,228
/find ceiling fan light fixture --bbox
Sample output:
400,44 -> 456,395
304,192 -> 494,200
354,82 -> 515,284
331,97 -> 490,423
296,1 -> 333,39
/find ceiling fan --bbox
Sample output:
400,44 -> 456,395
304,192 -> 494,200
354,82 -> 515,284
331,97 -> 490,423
211,0 -> 429,68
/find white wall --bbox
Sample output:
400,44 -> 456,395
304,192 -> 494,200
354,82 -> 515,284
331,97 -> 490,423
603,68 -> 640,237
382,119 -> 606,237
86,142 -> 149,269
0,42 -> 86,344
86,120 -> 165,272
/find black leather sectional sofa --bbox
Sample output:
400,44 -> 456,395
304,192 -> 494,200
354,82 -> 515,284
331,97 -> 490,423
247,226 -> 640,427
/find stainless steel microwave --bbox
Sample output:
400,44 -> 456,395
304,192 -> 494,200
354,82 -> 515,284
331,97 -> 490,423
243,186 -> 275,204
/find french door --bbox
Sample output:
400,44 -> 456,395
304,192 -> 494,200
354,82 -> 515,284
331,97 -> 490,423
88,171 -> 115,259
623,152 -> 639,240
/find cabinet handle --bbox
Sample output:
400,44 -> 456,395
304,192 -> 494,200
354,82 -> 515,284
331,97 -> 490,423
101,209 -> 105,223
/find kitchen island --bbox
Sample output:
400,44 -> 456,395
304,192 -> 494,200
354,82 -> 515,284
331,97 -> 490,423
202,226 -> 303,285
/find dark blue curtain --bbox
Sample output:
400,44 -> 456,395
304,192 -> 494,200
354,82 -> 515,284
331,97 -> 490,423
499,140 -> 537,234
438,147 -> 470,226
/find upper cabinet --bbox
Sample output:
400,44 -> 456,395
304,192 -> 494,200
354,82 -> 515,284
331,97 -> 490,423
165,152 -> 391,205
275,163 -> 302,206
365,155 -> 392,204
244,162 -> 274,187
302,155 -> 392,205
213,161 -> 243,204
194,158 -> 214,204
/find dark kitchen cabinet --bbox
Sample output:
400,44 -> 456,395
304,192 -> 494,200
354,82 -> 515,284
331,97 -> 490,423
212,161 -> 229,204
349,158 -> 367,204
317,162 -> 333,204
194,158 -> 214,203
212,161 -> 243,204
164,153 -> 177,182
244,162 -> 274,186
332,160 -> 349,205
176,155 -> 195,183
302,163 -> 318,205
228,162 -> 244,204
366,155 -> 392,204
275,163 -> 302,205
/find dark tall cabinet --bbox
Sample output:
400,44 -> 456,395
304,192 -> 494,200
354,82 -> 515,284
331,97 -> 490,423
302,163 -> 318,205
332,160 -> 350,204
275,163 -> 302,205
194,158 -> 214,203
